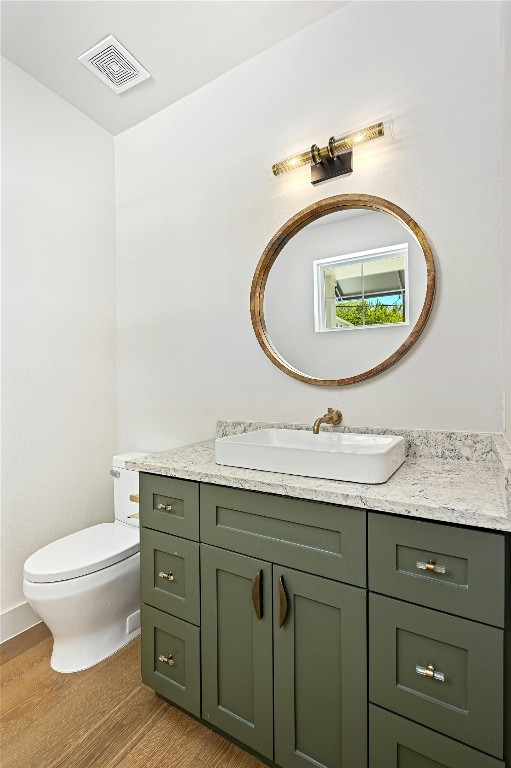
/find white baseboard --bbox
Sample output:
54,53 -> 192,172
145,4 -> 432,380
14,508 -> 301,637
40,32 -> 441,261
0,601 -> 41,643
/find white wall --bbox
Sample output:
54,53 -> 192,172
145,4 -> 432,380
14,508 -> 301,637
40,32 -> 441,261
501,1 -> 511,444
1,59 -> 117,632
115,0 -> 503,451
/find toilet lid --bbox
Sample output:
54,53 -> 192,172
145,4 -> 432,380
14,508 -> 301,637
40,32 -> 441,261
23,523 -> 140,583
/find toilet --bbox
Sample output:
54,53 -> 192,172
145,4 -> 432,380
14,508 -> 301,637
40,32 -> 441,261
23,453 -> 146,673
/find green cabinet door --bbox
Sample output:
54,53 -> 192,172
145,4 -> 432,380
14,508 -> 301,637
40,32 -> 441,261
200,544 -> 273,760
274,566 -> 367,768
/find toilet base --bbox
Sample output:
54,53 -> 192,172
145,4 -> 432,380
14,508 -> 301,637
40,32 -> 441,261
50,626 -> 140,673
24,552 -> 140,674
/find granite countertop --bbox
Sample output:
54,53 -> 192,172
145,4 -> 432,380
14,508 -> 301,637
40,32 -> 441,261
127,421 -> 511,533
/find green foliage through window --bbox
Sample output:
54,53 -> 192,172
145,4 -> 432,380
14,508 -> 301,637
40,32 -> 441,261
336,299 -> 404,326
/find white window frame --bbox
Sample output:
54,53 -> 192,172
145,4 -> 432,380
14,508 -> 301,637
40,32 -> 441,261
313,243 -> 409,332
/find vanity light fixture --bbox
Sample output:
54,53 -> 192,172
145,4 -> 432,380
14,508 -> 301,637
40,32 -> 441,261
272,121 -> 386,186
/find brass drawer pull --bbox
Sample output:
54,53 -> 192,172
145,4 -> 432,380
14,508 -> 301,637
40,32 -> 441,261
128,512 -> 140,519
159,654 -> 174,666
157,503 -> 173,511
159,571 -> 174,581
416,559 -> 446,574
416,664 -> 445,682
129,493 -> 140,503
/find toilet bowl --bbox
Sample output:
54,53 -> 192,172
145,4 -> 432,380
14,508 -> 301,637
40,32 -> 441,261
23,453 -> 146,673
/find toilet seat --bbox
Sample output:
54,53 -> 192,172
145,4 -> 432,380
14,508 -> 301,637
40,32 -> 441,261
23,523 -> 140,583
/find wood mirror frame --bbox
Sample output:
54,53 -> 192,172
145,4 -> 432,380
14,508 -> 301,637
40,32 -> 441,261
250,194 -> 436,386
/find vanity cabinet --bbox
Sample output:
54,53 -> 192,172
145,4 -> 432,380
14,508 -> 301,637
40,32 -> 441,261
140,473 -> 509,768
200,544 -> 367,767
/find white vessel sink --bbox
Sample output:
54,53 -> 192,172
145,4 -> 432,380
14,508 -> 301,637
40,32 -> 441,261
215,429 -> 406,484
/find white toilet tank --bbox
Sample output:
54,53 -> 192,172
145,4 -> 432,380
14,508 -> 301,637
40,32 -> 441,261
112,452 -> 146,527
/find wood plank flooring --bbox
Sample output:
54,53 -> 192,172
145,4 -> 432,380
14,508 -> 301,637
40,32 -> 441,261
0,624 -> 266,768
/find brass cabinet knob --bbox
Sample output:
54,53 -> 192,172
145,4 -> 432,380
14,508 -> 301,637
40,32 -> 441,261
416,664 -> 445,682
157,503 -> 173,511
158,654 -> 174,666
129,493 -> 140,503
159,571 -> 174,581
416,559 -> 446,574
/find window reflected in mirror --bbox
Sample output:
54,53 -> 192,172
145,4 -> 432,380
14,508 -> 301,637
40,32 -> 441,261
314,244 -> 409,332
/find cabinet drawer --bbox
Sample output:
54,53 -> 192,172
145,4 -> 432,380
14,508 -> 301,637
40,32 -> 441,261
369,594 -> 504,758
141,604 -> 200,717
141,528 -> 200,625
140,473 -> 199,541
200,484 -> 366,586
369,705 -> 504,768
369,513 -> 505,626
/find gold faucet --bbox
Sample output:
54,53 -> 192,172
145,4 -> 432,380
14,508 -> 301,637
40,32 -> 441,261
312,408 -> 343,434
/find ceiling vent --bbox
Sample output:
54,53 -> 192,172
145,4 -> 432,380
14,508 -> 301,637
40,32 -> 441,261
78,35 -> 150,94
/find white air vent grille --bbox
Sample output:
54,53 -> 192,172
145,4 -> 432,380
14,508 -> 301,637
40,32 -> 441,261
79,35 -> 150,94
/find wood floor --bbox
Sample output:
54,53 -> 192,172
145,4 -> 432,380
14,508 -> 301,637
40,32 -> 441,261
0,624 -> 266,768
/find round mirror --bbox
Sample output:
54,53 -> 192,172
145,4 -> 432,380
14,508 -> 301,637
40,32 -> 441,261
251,195 -> 435,386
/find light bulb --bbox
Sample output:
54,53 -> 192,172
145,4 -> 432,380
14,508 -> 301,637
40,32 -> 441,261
272,144 -> 321,176
328,122 -> 384,157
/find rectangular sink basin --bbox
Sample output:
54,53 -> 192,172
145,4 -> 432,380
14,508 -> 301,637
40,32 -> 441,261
215,429 -> 406,484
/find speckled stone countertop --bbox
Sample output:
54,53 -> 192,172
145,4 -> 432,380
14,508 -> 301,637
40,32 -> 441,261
127,421 -> 511,533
